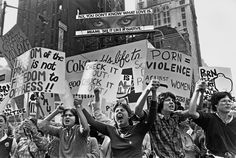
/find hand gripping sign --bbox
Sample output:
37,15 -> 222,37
77,61 -> 121,102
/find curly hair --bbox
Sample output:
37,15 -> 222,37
210,91 -> 233,111
157,92 -> 176,113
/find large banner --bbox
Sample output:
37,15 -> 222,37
66,40 -> 150,110
78,61 -> 121,102
9,47 -> 65,98
144,48 -> 193,105
76,9 -> 154,36
0,25 -> 32,68
199,66 -> 234,100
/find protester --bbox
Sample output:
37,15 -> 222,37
187,80 -> 236,157
82,80 -> 158,158
0,114 -> 17,158
38,99 -> 90,158
135,89 -> 186,158
87,135 -> 100,158
14,118 -> 49,158
179,119 -> 201,158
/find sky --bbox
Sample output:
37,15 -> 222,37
1,0 -> 236,90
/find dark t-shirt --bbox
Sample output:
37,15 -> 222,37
0,137 -> 13,158
193,112 -> 236,155
83,100 -> 157,158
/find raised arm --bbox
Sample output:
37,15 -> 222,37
135,80 -> 157,118
74,99 -> 90,135
91,88 -> 114,125
38,103 -> 64,136
82,108 -> 110,136
146,82 -> 158,126
188,80 -> 206,119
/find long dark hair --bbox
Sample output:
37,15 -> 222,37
61,108 -> 80,127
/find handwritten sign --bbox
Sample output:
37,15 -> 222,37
199,66 -> 234,100
9,47 -> 65,98
0,25 -> 31,68
0,82 -> 10,103
144,48 -> 193,104
78,61 -> 121,102
66,40 -> 148,97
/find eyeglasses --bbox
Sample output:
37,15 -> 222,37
62,114 -> 74,117
219,99 -> 233,104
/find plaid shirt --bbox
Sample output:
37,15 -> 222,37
149,114 -> 185,158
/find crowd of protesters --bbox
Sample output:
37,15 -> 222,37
0,79 -> 236,158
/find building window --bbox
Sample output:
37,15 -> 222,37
167,17 -> 171,23
164,18 -> 167,24
183,20 -> 187,27
181,7 -> 185,12
138,2 -> 143,9
158,20 -> 161,25
0,74 -> 5,82
163,12 -> 166,17
167,11 -> 170,16
182,13 -> 186,19
178,22 -> 181,27
155,20 -> 158,26
179,0 -> 185,5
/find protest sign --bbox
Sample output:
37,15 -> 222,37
66,40 -> 149,98
34,92 -> 55,117
0,25 -> 31,68
9,47 -> 65,98
0,82 -> 10,103
199,66 -> 234,100
144,48 -> 193,105
59,79 -> 74,109
78,61 -> 121,102
76,9 -> 154,36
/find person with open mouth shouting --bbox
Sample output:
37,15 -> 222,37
135,88 -> 187,158
82,80 -> 158,158
38,99 -> 90,158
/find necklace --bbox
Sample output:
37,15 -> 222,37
117,125 -> 132,138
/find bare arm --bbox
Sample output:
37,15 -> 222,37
135,80 -> 158,118
38,104 -> 64,136
74,99 -> 90,135
92,88 -> 114,125
188,80 -> 206,119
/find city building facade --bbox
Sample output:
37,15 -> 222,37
136,0 -> 202,81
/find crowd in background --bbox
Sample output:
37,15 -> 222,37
0,80 -> 236,158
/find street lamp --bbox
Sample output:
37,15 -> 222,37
0,1 -> 48,35
153,29 -> 165,48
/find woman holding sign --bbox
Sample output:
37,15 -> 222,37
38,100 -> 90,158
82,80 -> 158,158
